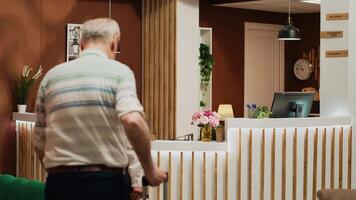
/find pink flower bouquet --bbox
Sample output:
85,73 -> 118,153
191,110 -> 221,128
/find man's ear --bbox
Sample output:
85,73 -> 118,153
80,43 -> 85,51
111,35 -> 120,52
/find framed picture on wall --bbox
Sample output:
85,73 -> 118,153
66,23 -> 83,61
66,23 -> 121,62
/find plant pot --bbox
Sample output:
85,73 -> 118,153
17,104 -> 27,113
215,127 -> 224,142
248,109 -> 256,118
200,126 -> 212,142
200,82 -> 210,91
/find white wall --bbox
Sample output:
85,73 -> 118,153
176,0 -> 200,138
322,0 -> 356,187
320,0 -> 349,117
349,0 -> 356,187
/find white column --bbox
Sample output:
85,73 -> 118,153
349,0 -> 356,187
320,0 -> 349,117
321,0 -> 356,187
176,0 -> 200,137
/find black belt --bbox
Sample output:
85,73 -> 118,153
47,165 -> 126,175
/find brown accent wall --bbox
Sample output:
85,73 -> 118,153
200,2 -> 287,116
0,0 -> 142,175
285,13 -> 320,91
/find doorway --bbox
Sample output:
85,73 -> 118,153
244,22 -> 285,117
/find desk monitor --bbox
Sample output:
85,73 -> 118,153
270,92 -> 314,118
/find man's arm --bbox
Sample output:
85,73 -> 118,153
32,83 -> 47,167
126,143 -> 144,187
116,69 -> 166,186
121,112 -> 166,186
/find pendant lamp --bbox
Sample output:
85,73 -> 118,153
278,0 -> 301,40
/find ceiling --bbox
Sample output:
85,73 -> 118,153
215,0 -> 320,14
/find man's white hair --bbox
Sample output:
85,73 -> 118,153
81,18 -> 120,44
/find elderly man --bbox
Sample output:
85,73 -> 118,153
33,18 -> 166,200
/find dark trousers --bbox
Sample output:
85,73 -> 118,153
45,171 -> 130,200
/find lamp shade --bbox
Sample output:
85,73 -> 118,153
278,24 -> 301,41
218,104 -> 234,120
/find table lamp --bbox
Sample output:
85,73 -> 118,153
218,104 -> 234,120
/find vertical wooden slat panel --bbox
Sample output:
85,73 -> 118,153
154,0 -> 159,138
26,123 -> 30,179
225,152 -> 229,200
214,153 -> 218,200
293,128 -> 297,200
238,129 -> 242,200
322,128 -> 327,189
331,127 -> 336,189
191,152 -> 195,200
348,127 -> 352,189
157,151 -> 161,200
248,129 -> 252,200
143,0 -> 176,139
168,152 -> 172,200
24,123 -> 28,178
19,123 -> 23,178
168,0 -> 174,139
30,124 -> 34,180
282,129 -> 286,200
203,152 -> 206,200
163,0 -> 168,139
303,128 -> 309,200
143,0 -> 149,129
158,0 -> 163,139
172,0 -> 177,138
260,129 -> 265,200
180,152 -> 183,200
339,127 -> 344,189
22,123 -> 25,178
149,0 -> 154,135
313,128 -> 319,200
271,128 -> 276,200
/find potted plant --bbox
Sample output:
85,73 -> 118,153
246,104 -> 272,119
191,110 -> 221,142
12,65 -> 43,113
199,43 -> 214,91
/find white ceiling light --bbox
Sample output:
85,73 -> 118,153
301,0 -> 320,4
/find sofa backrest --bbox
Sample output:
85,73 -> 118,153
0,174 -> 45,200
317,189 -> 356,200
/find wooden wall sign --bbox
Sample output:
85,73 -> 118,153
325,50 -> 348,58
326,13 -> 349,21
320,31 -> 343,39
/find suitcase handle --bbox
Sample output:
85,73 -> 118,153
142,173 -> 169,200
142,172 -> 169,186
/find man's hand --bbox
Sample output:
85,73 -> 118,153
145,166 -> 168,186
130,186 -> 143,200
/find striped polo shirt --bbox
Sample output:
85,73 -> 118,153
33,48 -> 143,169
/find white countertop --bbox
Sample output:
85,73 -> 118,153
12,112 -> 228,151
151,140 -> 227,152
225,116 -> 351,128
13,112 -> 351,129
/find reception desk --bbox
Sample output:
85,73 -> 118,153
13,113 -> 353,200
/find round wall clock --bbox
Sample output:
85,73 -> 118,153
293,59 -> 313,80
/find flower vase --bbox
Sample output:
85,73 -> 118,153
200,126 -> 212,142
17,104 -> 27,113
